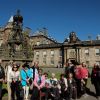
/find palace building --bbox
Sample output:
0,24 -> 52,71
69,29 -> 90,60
0,11 -> 100,67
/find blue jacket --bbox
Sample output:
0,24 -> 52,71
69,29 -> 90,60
20,68 -> 31,86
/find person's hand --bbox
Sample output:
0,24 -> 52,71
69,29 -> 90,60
81,79 -> 85,84
3,79 -> 6,83
3,79 -> 7,83
38,86 -> 40,90
26,79 -> 29,84
65,87 -> 67,91
51,93 -> 55,97
0,78 -> 3,82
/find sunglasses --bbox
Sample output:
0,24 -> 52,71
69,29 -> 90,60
13,66 -> 17,68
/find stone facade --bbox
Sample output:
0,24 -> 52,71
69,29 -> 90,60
0,13 -> 100,67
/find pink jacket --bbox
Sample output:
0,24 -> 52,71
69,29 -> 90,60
34,74 -> 45,89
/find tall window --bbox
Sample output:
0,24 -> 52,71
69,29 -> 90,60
51,50 -> 54,56
51,58 -> 54,65
85,48 -> 89,56
86,61 -> 89,67
43,58 -> 46,65
59,50 -> 62,56
51,50 -> 54,65
95,48 -> 100,56
43,51 -> 47,65
36,51 -> 39,58
43,51 -> 47,57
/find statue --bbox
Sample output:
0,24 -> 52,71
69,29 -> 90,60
8,10 -> 28,58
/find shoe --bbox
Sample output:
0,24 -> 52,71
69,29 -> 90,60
82,93 -> 88,98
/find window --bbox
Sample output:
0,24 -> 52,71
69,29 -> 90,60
59,50 -> 62,56
51,59 -> 54,65
36,51 -> 39,56
43,51 -> 47,57
51,56 -> 54,65
86,61 -> 89,67
95,48 -> 100,56
51,50 -> 54,56
36,51 -> 39,57
36,41 -> 40,45
85,48 -> 89,56
43,58 -> 46,65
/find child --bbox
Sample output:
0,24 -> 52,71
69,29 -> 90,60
59,74 -> 68,100
67,73 -> 77,100
51,81 -> 60,100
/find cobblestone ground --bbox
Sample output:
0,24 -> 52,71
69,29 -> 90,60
2,68 -> 98,100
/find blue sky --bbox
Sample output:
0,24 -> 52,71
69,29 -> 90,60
0,0 -> 100,42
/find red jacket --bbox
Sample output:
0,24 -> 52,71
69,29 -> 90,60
75,65 -> 82,79
81,67 -> 88,79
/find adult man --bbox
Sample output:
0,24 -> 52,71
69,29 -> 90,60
5,60 -> 14,100
0,59 -> 5,100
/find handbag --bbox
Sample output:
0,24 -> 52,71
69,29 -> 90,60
18,81 -> 24,98
29,78 -> 33,85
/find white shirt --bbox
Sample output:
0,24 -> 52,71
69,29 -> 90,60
9,71 -> 20,82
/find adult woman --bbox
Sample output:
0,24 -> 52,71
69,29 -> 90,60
9,64 -> 20,100
20,63 -> 31,100
91,64 -> 100,99
59,74 -> 68,100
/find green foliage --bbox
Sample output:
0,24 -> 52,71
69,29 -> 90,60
2,83 -> 8,96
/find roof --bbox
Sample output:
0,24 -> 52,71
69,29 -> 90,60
30,34 -> 59,44
8,16 -> 13,23
33,43 -> 63,49
81,40 -> 100,46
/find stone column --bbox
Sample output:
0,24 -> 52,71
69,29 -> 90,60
78,48 -> 80,63
64,48 -> 67,63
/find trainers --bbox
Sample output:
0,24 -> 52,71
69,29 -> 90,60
82,93 -> 88,98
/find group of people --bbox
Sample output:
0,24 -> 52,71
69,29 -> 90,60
64,61 -> 100,100
0,59 -> 100,100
